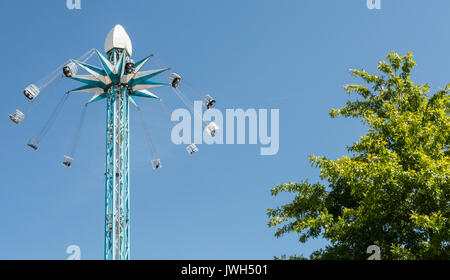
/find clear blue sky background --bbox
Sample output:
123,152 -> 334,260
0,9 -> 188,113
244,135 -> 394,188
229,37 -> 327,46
0,0 -> 449,260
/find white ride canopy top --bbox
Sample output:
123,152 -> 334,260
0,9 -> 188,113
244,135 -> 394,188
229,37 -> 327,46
104,24 -> 133,56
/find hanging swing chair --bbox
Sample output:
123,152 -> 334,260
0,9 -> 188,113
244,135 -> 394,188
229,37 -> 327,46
9,109 -> 25,124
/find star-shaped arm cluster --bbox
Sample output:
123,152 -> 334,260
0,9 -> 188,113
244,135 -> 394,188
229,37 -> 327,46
68,49 -> 169,105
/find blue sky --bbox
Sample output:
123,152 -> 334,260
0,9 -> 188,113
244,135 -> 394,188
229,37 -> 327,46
0,0 -> 449,260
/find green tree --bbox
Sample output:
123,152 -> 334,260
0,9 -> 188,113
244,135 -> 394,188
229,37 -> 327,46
268,52 -> 449,260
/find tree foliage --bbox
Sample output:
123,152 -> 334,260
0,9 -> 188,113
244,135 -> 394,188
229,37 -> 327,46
267,52 -> 449,260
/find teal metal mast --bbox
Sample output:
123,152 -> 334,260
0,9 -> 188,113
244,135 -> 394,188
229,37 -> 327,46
104,48 -> 131,260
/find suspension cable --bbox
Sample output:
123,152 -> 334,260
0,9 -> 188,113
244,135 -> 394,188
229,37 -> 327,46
184,79 -> 206,98
35,92 -> 70,142
77,48 -> 96,63
159,99 -> 199,155
37,48 -> 95,89
24,76 -> 64,114
153,54 -> 209,117
35,62 -> 65,89
152,54 -> 168,70
68,104 -> 88,157
136,106 -> 158,158
160,98 -> 200,125
159,98 -> 174,122
172,87 -> 194,112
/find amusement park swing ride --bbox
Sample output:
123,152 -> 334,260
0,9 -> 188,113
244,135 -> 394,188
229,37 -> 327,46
9,25 -> 218,260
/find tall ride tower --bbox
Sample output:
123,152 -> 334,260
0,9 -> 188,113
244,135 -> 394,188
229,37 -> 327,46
68,25 -> 169,259
13,23 -> 212,259
104,26 -> 132,260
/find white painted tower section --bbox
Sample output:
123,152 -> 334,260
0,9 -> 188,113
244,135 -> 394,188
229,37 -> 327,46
105,24 -> 133,56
